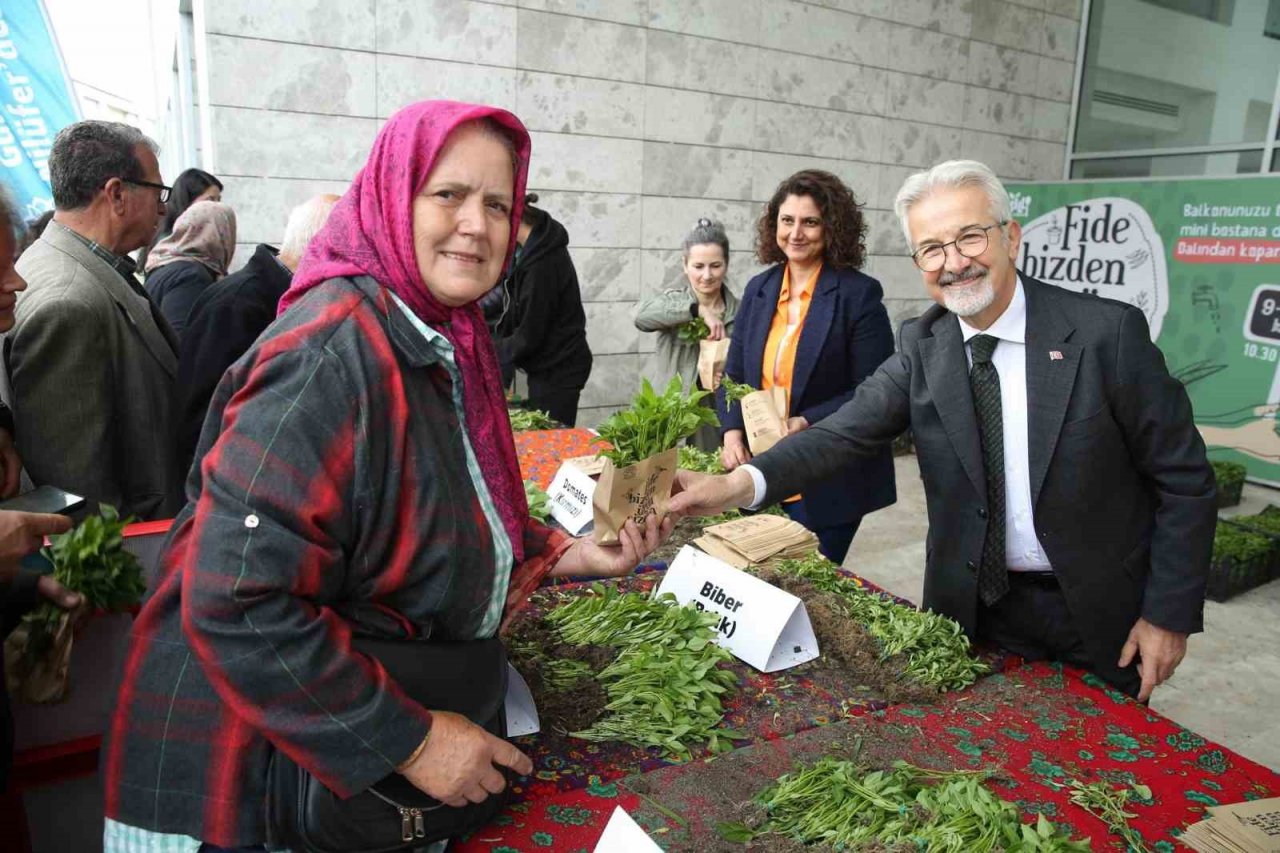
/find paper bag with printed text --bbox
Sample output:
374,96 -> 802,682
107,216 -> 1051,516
591,447 -> 678,545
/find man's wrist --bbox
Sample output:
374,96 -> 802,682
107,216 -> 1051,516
733,466 -> 766,510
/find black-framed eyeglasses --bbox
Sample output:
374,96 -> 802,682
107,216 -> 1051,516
122,178 -> 172,204
911,221 -> 1008,272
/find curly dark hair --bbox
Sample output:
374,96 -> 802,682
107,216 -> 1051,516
754,169 -> 867,270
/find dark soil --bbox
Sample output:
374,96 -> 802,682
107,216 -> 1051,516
507,615 -> 615,734
753,568 -> 942,706
649,516 -> 707,564
621,715 -> 965,852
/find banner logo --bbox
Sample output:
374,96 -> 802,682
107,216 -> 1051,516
1019,198 -> 1168,339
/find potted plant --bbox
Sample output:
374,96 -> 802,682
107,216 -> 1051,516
3,505 -> 144,703
591,378 -> 718,544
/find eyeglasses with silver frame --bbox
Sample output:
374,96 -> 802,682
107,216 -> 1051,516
910,220 -> 1008,272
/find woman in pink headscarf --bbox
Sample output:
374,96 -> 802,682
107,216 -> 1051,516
102,102 -> 671,853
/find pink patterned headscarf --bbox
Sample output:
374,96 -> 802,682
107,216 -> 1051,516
279,101 -> 532,560
145,200 -> 237,276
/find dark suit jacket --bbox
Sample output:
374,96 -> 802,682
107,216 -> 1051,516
144,259 -> 217,343
719,263 -> 896,526
750,275 -> 1216,686
174,243 -> 292,477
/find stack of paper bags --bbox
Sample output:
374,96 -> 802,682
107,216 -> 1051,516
694,514 -> 819,569
1180,796 -> 1280,852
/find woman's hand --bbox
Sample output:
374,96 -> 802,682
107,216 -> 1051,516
785,416 -> 809,435
697,304 -> 726,341
400,710 -> 533,807
550,513 -> 674,579
721,430 -> 751,471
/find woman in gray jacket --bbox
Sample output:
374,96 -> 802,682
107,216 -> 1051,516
634,218 -> 740,450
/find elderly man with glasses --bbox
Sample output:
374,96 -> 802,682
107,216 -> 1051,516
8,120 -> 183,520
670,159 -> 1216,703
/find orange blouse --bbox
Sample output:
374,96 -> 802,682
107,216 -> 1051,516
760,263 -> 822,414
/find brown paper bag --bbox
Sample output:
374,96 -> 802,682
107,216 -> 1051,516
693,536 -> 751,569
4,604 -> 89,704
741,387 -> 787,455
591,446 -> 678,544
697,338 -> 731,391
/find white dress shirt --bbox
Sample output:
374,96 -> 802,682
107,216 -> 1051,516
743,280 -> 1053,572
956,281 -> 1052,572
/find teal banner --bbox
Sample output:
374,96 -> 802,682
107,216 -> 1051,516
1006,177 -> 1280,486
0,0 -> 79,219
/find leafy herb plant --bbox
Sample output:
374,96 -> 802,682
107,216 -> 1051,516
677,445 -> 725,474
594,378 -> 719,468
508,407 -> 558,431
768,552 -> 989,691
524,479 -> 551,523
676,316 -> 711,345
719,376 -> 756,412
720,758 -> 1091,851
546,584 -> 743,757
1057,778 -> 1153,853
19,504 -> 144,663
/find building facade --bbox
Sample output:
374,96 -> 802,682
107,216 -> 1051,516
165,0 -> 1082,426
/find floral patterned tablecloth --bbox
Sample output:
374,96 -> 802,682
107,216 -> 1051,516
457,662 -> 1280,852
482,435 -> 1280,851
514,428 -> 603,490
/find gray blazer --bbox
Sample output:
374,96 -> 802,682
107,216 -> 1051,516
7,223 -> 182,520
750,275 -> 1216,687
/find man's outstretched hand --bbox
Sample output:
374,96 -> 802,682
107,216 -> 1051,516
667,468 -> 756,519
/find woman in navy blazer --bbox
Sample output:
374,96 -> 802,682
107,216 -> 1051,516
718,170 -> 896,563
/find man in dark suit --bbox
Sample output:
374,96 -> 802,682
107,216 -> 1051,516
670,160 -> 1215,702
174,193 -> 338,478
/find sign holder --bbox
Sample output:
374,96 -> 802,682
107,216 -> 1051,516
656,546 -> 818,672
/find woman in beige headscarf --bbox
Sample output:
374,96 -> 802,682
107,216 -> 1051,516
143,199 -> 236,342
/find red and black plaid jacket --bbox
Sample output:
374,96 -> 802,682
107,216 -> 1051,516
103,276 -> 571,846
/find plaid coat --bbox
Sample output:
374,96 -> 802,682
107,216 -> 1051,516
103,276 -> 571,846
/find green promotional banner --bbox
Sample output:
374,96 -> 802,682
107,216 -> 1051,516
1005,177 -> 1280,485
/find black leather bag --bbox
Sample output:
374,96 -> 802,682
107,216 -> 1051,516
266,636 -> 510,853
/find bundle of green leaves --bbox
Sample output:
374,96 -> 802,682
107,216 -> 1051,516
508,407 -> 558,431
20,504 -> 144,662
676,316 -> 711,345
768,552 -> 989,691
719,376 -> 756,412
594,378 -> 719,468
720,758 -> 1090,851
1057,778 -> 1153,853
524,479 -> 551,523
545,584 -> 742,757
677,445 -> 725,474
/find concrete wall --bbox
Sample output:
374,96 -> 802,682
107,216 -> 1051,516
201,0 -> 1081,426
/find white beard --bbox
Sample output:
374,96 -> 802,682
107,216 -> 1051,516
940,269 -> 997,318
